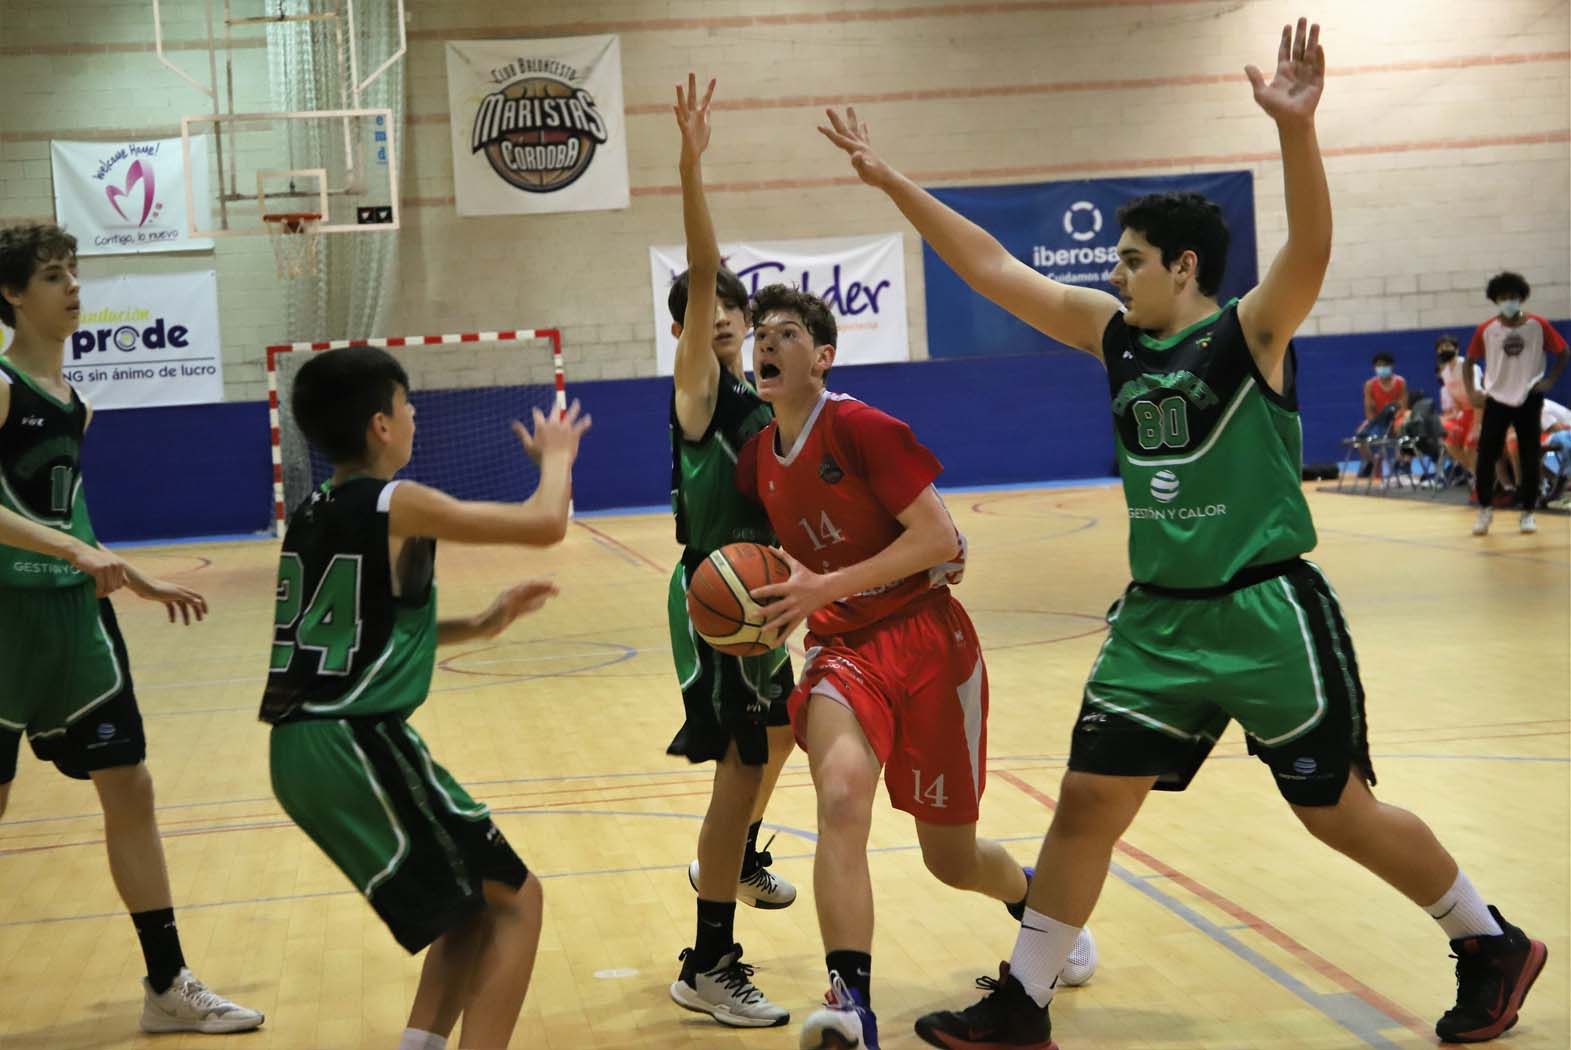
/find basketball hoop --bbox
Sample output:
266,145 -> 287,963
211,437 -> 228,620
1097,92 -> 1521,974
262,212 -> 322,279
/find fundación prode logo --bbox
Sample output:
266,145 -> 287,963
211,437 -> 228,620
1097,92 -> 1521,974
471,58 -> 610,194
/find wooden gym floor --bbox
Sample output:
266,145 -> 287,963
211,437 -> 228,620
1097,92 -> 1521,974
0,482 -> 1565,1050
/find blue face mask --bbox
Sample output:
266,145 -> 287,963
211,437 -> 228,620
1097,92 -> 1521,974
1498,299 -> 1523,319
1375,365 -> 1393,379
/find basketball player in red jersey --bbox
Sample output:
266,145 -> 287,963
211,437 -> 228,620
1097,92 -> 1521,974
735,284 -> 1086,1050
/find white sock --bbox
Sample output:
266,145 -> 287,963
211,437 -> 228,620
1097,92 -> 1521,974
1424,870 -> 1503,941
1009,908 -> 1081,1008
397,1029 -> 444,1050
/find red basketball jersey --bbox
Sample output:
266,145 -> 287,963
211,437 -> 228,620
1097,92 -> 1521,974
737,392 -> 964,635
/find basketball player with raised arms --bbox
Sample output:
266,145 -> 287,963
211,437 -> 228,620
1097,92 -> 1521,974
262,346 -> 588,1050
821,18 -> 1546,1048
0,220 -> 263,1035
737,284 -> 1093,1050
662,74 -> 797,1029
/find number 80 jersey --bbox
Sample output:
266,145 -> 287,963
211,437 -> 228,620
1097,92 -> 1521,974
259,477 -> 438,724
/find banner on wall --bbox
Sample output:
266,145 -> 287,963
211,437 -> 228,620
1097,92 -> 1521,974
649,234 -> 909,376
51,137 -> 214,255
445,35 -> 630,216
923,171 -> 1257,358
0,270 -> 224,409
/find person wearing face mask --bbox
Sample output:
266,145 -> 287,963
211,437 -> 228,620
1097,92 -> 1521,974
1355,352 -> 1408,478
1436,335 -> 1480,475
1464,271 -> 1569,535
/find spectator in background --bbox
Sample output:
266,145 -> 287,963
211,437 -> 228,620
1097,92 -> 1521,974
1355,351 -> 1407,477
1464,272 -> 1569,535
1436,334 -> 1479,474
1507,398 -> 1571,508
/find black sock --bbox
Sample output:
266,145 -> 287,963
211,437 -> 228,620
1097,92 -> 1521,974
693,898 -> 737,971
826,949 -> 872,1004
132,908 -> 186,994
740,819 -> 764,876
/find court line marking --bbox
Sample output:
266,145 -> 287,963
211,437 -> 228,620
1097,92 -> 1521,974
995,770 -> 1434,1045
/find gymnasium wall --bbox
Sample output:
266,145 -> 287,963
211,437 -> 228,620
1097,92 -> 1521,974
2,0 -> 1569,540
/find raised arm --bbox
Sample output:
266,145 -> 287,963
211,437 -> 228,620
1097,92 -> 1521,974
1237,18 -> 1332,380
672,74 -> 723,441
388,401 -> 590,546
819,108 -> 1119,357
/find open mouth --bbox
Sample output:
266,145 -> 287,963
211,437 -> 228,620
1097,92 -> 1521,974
758,362 -> 781,380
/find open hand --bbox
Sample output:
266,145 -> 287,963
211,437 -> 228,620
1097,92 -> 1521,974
127,574 -> 208,625
750,548 -> 832,638
818,107 -> 896,189
1245,17 -> 1325,127
473,578 -> 560,639
514,399 -> 591,465
674,73 -> 716,169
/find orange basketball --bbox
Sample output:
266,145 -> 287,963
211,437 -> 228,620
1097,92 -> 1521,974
686,543 -> 793,656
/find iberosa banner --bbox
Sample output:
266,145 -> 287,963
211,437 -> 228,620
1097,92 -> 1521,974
446,35 -> 630,216
51,137 -> 215,256
648,235 -> 910,376
0,271 -> 224,410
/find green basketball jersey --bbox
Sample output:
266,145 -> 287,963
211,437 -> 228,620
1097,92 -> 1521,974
1102,300 -> 1317,589
0,357 -> 98,590
260,477 -> 438,724
670,370 -> 778,558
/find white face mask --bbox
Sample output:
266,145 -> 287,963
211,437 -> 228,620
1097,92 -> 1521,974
1498,299 -> 1523,319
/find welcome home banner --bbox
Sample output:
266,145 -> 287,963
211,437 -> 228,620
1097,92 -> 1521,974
51,137 -> 214,255
923,171 -> 1257,358
648,234 -> 910,377
446,35 -> 630,216
1,270 -> 224,409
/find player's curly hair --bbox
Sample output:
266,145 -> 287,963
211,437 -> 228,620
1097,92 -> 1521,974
1484,271 -> 1529,303
0,221 -> 77,328
749,284 -> 837,349
1116,192 -> 1230,297
292,346 -> 411,464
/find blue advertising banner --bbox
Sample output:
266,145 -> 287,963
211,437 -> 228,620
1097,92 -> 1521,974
923,171 -> 1257,358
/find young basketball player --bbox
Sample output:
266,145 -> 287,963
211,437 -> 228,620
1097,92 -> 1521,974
262,346 -> 588,1050
820,19 -> 1546,1047
663,74 -> 796,1029
0,220 -> 264,1035
737,283 -> 1082,1050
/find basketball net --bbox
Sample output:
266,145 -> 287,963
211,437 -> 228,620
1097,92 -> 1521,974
262,212 -> 322,279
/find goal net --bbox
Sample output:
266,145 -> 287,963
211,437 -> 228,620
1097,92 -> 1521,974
266,330 -> 564,535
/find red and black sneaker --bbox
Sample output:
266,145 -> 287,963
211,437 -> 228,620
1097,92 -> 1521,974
1435,906 -> 1548,1044
913,963 -> 1057,1050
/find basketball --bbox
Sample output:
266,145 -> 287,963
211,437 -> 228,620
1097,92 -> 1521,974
685,542 -> 793,655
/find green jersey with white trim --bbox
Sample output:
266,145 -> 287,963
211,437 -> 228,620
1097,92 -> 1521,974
260,476 -> 438,724
0,357 -> 98,590
1102,300 -> 1317,589
670,369 -> 778,558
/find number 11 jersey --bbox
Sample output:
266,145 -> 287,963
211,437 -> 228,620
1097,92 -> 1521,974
260,477 -> 438,724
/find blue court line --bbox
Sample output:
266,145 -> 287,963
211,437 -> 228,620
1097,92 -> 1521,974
1109,858 -> 1410,1049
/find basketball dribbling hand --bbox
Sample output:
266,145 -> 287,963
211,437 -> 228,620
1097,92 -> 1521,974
474,578 -> 560,639
513,399 -> 591,466
818,108 -> 894,189
1245,17 -> 1324,127
674,72 -> 715,169
752,547 -> 834,638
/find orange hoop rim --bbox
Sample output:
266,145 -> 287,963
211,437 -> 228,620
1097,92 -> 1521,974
262,211 -> 323,231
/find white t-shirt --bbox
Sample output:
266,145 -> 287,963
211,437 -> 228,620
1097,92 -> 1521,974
1439,358 -> 1482,414
1542,398 -> 1571,431
1467,314 -> 1568,407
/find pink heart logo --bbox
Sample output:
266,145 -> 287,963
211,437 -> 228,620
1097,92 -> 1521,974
105,160 -> 156,227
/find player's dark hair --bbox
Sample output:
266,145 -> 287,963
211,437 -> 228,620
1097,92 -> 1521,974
1484,271 -> 1529,303
750,284 -> 837,348
1434,333 -> 1458,351
667,266 -> 750,325
291,346 -> 410,464
1372,351 -> 1396,366
0,221 -> 77,328
1116,192 -> 1230,297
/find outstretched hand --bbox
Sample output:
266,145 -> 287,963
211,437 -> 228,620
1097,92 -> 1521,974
473,578 -> 560,639
513,399 -> 591,466
674,73 -> 716,168
127,574 -> 208,626
1245,17 -> 1325,127
818,107 -> 896,189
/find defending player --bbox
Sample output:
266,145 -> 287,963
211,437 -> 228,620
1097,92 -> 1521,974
820,19 -> 1546,1048
262,345 -> 588,1050
663,75 -> 796,1029
738,283 -> 1075,1050
0,220 -> 263,1035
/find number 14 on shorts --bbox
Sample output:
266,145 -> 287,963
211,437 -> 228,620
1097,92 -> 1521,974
912,769 -> 948,808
